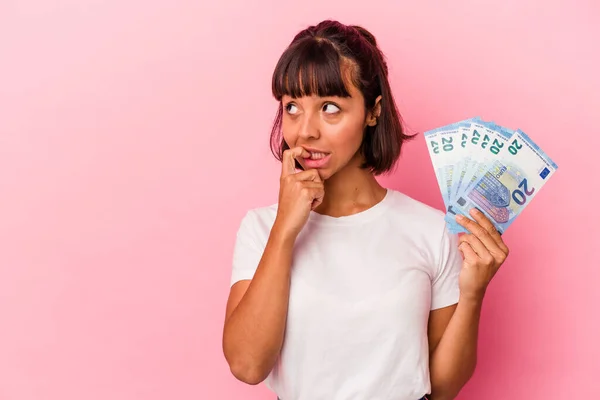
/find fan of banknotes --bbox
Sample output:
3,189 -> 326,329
424,117 -> 558,235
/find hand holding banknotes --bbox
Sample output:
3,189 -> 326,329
455,207 -> 510,301
425,116 -> 558,235
273,147 -> 325,238
424,116 -> 558,299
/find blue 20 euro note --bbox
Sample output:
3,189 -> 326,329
424,117 -> 481,233
425,119 -> 558,235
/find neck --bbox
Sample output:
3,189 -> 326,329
314,160 -> 387,218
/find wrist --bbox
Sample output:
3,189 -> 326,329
271,219 -> 299,246
459,291 -> 485,307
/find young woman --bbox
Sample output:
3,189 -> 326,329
222,20 -> 509,400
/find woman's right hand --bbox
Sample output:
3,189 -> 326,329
274,147 -> 325,239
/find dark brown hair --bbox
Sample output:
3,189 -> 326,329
269,20 -> 414,175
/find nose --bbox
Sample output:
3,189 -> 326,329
298,111 -> 320,140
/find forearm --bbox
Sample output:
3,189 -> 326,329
429,296 -> 483,400
223,225 -> 295,384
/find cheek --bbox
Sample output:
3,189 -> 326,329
281,119 -> 297,147
326,118 -> 364,153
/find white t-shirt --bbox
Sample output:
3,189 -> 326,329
230,189 -> 463,400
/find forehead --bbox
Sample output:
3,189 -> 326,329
281,84 -> 362,103
272,37 -> 362,101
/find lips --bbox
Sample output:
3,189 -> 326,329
301,146 -> 330,158
300,147 -> 331,169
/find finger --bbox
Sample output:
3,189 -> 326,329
460,234 -> 494,264
281,147 -> 310,178
458,241 -> 478,263
294,168 -> 321,182
310,187 -> 325,210
300,186 -> 325,210
456,213 -> 503,257
311,168 -> 322,182
301,181 -> 324,189
468,208 -> 508,253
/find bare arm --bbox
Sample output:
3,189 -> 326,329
223,147 -> 324,385
222,225 -> 295,385
428,298 -> 481,400
428,209 -> 509,400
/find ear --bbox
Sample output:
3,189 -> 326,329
366,95 -> 382,127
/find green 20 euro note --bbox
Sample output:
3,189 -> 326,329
424,117 -> 558,235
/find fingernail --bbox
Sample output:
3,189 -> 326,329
456,214 -> 465,221
471,208 -> 481,215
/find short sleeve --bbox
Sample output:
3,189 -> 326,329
430,224 -> 463,310
230,210 -> 264,287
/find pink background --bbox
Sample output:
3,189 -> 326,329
1,0 -> 598,399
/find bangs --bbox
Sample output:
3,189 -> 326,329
272,38 -> 354,100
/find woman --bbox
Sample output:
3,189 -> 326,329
222,20 -> 509,400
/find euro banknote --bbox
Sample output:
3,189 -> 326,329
423,118 -> 476,207
424,118 -> 558,234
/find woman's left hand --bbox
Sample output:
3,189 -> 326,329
455,208 -> 510,302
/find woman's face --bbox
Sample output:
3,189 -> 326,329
281,77 -> 379,180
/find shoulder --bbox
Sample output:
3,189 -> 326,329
235,202 -> 278,244
241,202 -> 278,225
384,189 -> 447,235
385,189 -> 462,282
383,189 -> 457,263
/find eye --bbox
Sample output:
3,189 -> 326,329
323,103 -> 341,114
285,103 -> 298,115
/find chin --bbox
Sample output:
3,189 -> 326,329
316,167 -> 336,181
317,170 -> 329,180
